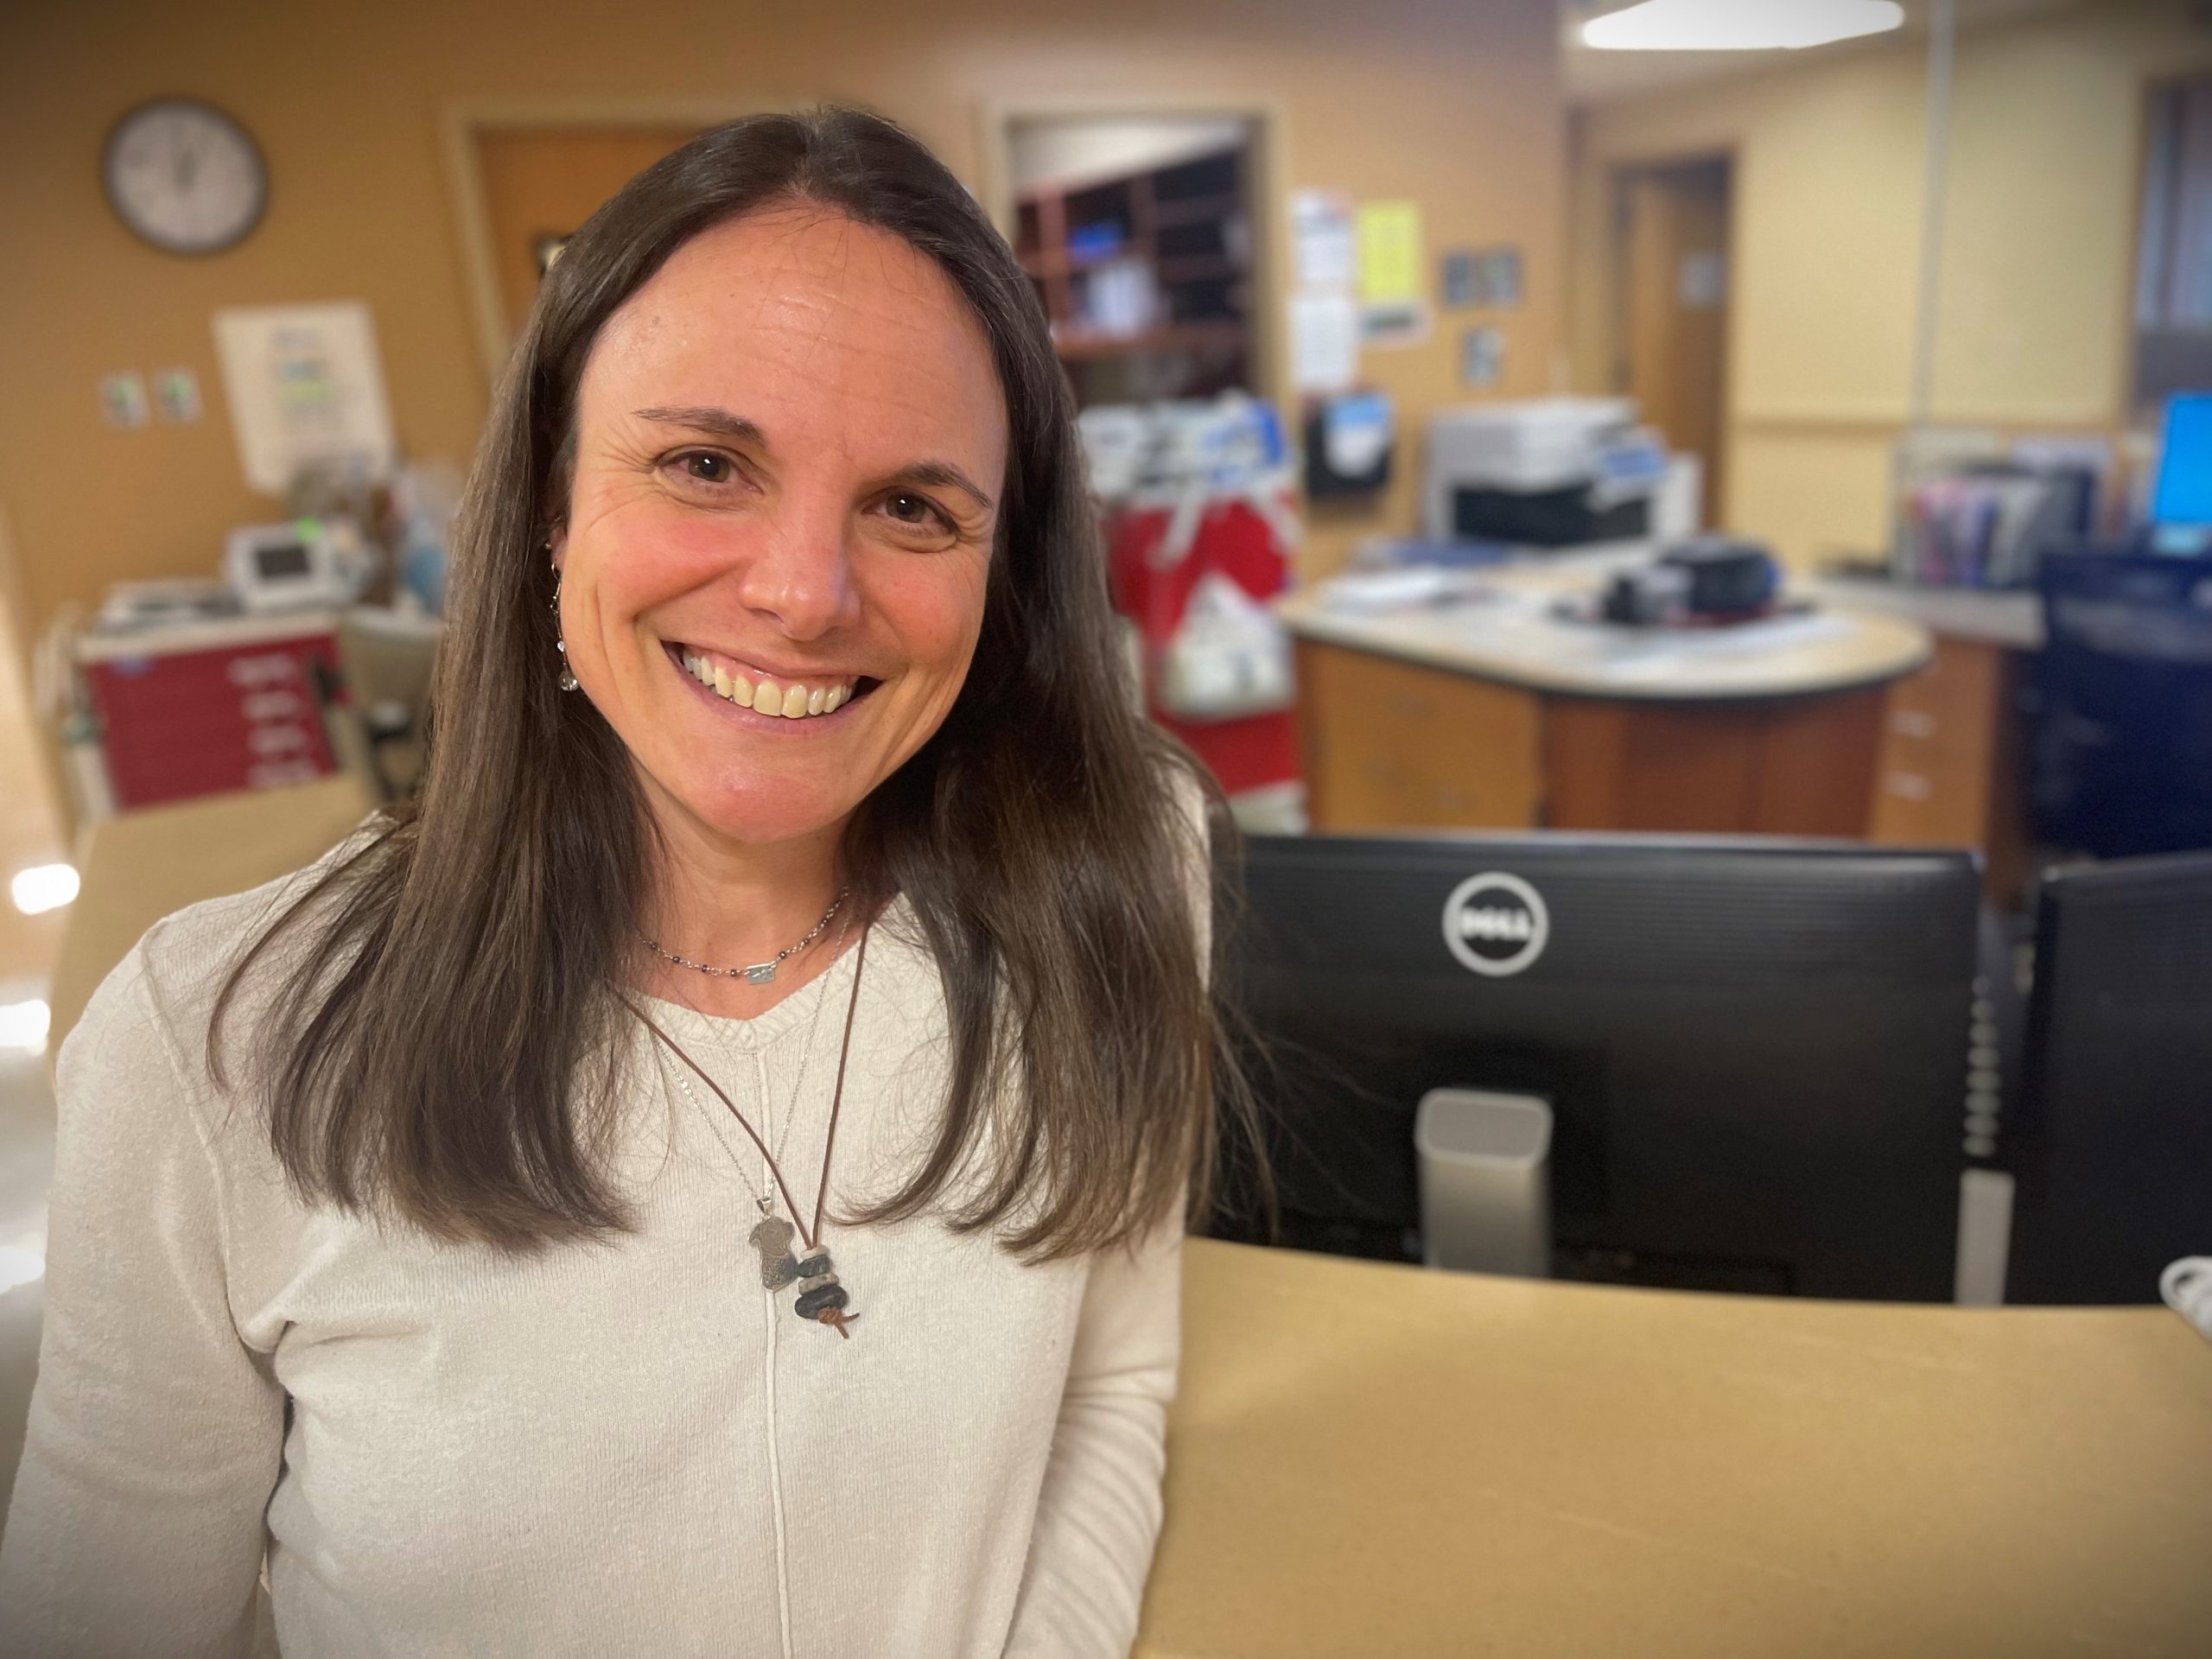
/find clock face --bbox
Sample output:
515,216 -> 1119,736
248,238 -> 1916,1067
102,99 -> 267,256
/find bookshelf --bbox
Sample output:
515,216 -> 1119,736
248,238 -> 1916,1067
1014,145 -> 1255,407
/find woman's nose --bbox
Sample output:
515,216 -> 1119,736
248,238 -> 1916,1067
734,492 -> 861,641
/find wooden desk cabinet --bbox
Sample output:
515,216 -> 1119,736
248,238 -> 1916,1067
1294,640 -> 1542,831
1295,639 -> 1888,840
1542,690 -> 1886,836
1866,635 -> 2031,900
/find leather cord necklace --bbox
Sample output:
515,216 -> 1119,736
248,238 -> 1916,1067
666,911 -> 851,1191
627,922 -> 871,1339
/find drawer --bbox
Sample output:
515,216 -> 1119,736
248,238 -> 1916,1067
1882,636 -> 2008,758
1868,636 -> 2017,847
1868,749 -> 1991,847
1874,723 -> 1991,791
1878,700 -> 1993,772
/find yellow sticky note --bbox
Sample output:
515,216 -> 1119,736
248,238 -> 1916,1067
1357,200 -> 1424,306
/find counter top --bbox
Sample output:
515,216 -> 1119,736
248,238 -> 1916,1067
49,773 -> 376,1055
75,607 -> 344,662
1808,573 -> 2045,652
1138,1239 -> 2212,1659
1278,548 -> 1933,702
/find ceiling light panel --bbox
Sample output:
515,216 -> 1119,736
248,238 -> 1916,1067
1583,0 -> 1907,51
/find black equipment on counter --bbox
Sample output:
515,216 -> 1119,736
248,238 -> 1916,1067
1601,538 -> 1781,626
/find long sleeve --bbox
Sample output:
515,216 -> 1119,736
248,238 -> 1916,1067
1000,1213 -> 1184,1659
0,944 -> 286,1659
1001,766 -> 1210,1657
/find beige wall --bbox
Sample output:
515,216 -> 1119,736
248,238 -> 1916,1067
1569,0 -> 2211,569
0,0 -> 1567,656
0,511 -> 67,987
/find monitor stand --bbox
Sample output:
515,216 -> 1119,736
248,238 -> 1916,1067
1414,1089 -> 1553,1279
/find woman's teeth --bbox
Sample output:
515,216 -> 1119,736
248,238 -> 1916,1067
679,652 -> 855,719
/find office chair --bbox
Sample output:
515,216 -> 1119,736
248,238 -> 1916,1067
334,606 -> 442,801
2031,551 -> 2212,859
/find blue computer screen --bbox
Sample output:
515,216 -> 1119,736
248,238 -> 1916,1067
2152,393 -> 2212,527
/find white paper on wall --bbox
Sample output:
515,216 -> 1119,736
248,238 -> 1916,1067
1290,189 -> 1357,290
1290,293 -> 1361,393
213,301 -> 397,497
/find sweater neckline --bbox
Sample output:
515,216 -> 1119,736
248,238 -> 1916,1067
626,891 -> 908,1053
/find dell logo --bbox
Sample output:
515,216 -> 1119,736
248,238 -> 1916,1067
1442,873 -> 1549,977
1459,906 -> 1535,943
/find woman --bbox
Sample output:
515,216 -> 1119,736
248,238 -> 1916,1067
1,108 -> 1246,1657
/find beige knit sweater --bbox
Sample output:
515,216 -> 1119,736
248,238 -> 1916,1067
0,853 -> 1189,1658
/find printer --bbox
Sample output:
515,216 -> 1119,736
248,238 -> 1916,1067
1424,397 -> 1697,548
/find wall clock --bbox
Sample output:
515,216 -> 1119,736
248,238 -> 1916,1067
102,98 -> 268,256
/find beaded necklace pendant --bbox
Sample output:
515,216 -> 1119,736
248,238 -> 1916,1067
747,1211 -> 859,1338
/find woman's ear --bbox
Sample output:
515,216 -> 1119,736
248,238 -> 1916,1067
547,524 -> 568,572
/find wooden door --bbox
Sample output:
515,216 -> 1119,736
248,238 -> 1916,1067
474,125 -> 702,340
1618,158 -> 1731,530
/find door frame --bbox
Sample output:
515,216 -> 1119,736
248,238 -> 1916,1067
439,95 -> 794,385
1606,146 -> 1738,531
974,93 -> 1293,410
0,502 -> 73,848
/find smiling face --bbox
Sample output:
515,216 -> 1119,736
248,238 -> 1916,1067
555,203 -> 1008,856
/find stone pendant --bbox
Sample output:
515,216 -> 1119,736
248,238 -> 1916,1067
791,1249 -> 856,1338
747,1215 -> 857,1337
743,962 -> 776,985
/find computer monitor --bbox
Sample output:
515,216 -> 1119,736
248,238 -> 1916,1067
1209,834 -> 1981,1302
2006,852 -> 2212,1305
2150,392 -> 2212,552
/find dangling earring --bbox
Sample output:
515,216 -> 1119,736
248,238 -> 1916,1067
549,548 -> 580,693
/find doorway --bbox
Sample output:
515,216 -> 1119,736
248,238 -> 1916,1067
474,125 -> 701,337
982,102 -> 1284,411
0,515 -> 67,997
444,101 -> 766,380
2133,74 -> 2212,411
1612,156 -> 1732,531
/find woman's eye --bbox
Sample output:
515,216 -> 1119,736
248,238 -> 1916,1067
677,452 -> 733,484
884,492 -> 947,530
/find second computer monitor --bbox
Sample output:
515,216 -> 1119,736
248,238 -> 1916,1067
1214,834 -> 1981,1302
2007,851 -> 2212,1305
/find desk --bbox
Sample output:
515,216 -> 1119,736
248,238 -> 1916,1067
1139,1239 -> 2212,1658
1280,551 -> 1933,836
48,774 -> 374,1055
1808,575 -> 2044,653
1811,576 -> 2042,901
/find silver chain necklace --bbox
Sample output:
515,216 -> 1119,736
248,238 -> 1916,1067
658,915 -> 850,1217
642,887 -> 849,985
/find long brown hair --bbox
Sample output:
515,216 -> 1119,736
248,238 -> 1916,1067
210,106 -> 1258,1261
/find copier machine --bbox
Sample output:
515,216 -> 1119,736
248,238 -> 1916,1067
1423,397 -> 1698,548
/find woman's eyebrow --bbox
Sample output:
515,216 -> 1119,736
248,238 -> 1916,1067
633,405 -> 766,444
881,461 -> 995,515
633,406 -> 993,511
